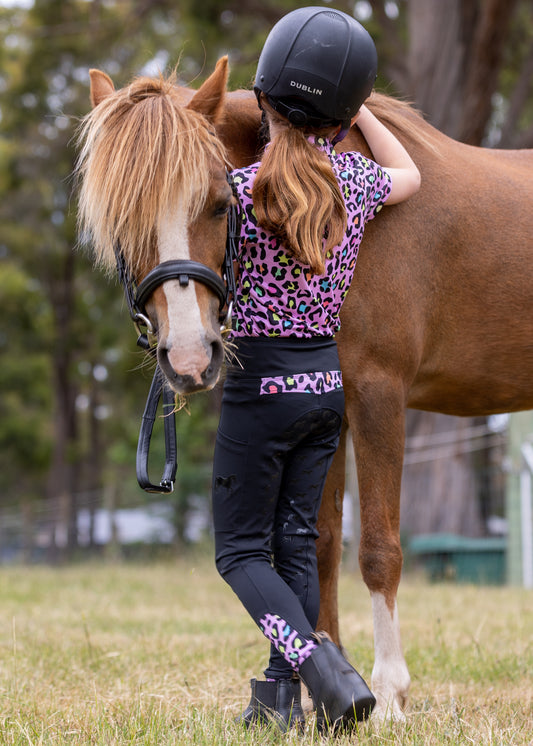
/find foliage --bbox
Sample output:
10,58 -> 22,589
0,261 -> 52,495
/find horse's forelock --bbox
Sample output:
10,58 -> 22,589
76,72 -> 227,274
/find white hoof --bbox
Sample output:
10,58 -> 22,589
371,696 -> 407,723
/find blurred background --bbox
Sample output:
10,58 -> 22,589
1,0 -> 532,579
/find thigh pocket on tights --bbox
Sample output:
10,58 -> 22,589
215,426 -> 248,449
217,406 -> 252,447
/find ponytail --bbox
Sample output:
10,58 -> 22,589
252,126 -> 346,275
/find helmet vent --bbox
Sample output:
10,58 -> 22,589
323,11 -> 344,21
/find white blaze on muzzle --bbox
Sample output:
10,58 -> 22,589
157,205 -> 211,378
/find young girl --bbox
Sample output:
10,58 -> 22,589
212,6 -> 420,733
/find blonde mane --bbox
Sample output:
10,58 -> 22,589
75,71 -> 228,274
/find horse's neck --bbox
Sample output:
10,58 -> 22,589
220,90 -> 262,167
218,89 -> 456,168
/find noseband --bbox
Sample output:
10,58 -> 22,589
115,172 -> 241,494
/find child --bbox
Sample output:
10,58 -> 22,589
212,6 -> 420,732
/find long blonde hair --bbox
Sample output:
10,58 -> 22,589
252,103 -> 347,276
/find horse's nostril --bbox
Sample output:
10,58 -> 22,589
203,340 -> 224,383
157,346 -> 177,382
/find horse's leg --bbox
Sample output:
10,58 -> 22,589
315,419 -> 348,644
348,377 -> 410,721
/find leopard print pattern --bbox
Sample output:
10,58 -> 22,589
259,612 -> 317,670
231,137 -> 392,339
260,369 -> 343,395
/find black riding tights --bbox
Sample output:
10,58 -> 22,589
212,337 -> 344,679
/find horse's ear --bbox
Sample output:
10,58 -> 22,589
187,56 -> 228,124
89,69 -> 115,108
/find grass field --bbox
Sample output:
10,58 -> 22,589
0,556 -> 531,744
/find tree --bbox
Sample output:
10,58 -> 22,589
364,0 -> 533,146
0,260 -> 53,559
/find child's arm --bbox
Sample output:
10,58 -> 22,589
355,104 -> 421,204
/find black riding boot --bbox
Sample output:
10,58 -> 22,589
299,634 -> 375,732
237,677 -> 306,733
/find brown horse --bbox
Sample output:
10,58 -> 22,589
77,58 -> 533,721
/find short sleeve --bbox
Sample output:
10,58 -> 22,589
231,164 -> 259,257
362,158 -> 392,222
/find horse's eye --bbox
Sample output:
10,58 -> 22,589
214,202 -> 231,218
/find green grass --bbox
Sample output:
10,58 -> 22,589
0,558 -> 531,744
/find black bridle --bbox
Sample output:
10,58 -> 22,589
115,172 -> 241,494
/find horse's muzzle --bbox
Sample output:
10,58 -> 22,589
157,337 -> 224,394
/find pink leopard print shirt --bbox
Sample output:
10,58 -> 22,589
230,136 -> 392,339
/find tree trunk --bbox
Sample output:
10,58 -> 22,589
45,247 -> 79,560
407,0 -> 519,142
87,368 -> 104,550
407,0 -> 468,137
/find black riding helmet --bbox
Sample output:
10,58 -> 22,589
254,6 -> 377,135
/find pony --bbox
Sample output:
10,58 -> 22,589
76,57 -> 533,721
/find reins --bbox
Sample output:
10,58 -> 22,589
115,171 -> 241,494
